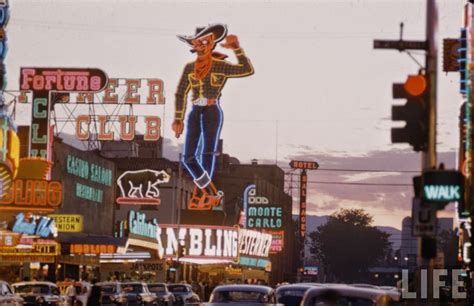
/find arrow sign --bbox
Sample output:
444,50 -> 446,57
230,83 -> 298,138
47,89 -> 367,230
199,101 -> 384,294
373,39 -> 427,51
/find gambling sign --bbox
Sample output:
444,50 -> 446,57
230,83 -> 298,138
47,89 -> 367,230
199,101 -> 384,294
289,160 -> 319,170
0,179 -> 62,212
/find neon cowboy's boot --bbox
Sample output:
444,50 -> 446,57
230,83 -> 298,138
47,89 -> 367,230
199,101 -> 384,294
200,182 -> 224,207
187,186 -> 205,210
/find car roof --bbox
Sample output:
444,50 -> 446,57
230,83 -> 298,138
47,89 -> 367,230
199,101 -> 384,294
276,284 -> 315,292
304,286 -> 391,302
12,282 -> 57,287
213,284 -> 274,294
122,282 -> 146,285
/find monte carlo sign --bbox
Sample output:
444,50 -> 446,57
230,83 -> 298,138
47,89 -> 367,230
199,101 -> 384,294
422,170 -> 464,205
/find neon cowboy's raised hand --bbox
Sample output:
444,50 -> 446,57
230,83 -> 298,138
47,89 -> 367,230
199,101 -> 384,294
172,119 -> 184,138
220,34 -> 240,49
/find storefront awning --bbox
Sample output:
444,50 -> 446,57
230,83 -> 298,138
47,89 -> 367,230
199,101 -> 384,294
57,234 -> 127,246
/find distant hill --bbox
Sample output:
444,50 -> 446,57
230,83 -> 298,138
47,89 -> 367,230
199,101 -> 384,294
298,215 -> 401,251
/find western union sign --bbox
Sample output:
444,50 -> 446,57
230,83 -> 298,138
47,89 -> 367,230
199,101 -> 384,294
48,214 -> 83,232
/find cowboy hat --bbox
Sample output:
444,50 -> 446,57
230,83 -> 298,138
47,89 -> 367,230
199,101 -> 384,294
177,23 -> 228,46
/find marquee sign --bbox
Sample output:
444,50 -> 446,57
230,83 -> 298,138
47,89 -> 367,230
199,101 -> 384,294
155,224 -> 239,260
12,213 -> 58,238
0,179 -> 62,212
0,241 -> 59,256
70,244 -> 117,254
116,169 -> 170,205
20,67 -> 108,158
237,228 -> 272,258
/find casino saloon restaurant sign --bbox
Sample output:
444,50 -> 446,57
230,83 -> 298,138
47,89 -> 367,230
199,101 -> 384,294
117,210 -> 273,267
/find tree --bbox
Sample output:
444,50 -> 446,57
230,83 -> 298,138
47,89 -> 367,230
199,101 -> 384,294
309,208 -> 391,282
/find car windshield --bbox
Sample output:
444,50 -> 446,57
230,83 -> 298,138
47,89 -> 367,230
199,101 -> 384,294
277,289 -> 307,305
100,285 -> 117,293
311,297 -> 374,306
148,285 -> 166,293
122,284 -> 144,294
14,285 -> 51,295
211,290 -> 268,303
168,285 -> 190,293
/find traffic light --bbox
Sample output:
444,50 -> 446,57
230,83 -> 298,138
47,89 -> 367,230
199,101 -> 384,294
459,28 -> 468,94
391,74 -> 428,151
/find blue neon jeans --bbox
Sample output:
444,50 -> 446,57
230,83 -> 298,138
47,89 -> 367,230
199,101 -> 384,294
182,104 -> 223,182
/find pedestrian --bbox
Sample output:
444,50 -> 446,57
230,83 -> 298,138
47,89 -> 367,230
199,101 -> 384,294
65,279 -> 76,306
173,23 -> 254,210
86,279 -> 101,306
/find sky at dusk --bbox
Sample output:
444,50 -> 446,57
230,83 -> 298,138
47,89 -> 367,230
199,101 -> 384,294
7,0 -> 466,229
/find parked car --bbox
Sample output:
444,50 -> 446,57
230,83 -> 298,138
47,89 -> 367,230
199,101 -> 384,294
167,283 -> 200,306
301,286 -> 393,306
147,283 -> 175,306
96,281 -> 124,306
12,281 -> 64,306
207,284 -> 281,305
351,284 -> 401,302
121,282 -> 158,305
0,281 -> 24,306
275,284 -> 314,306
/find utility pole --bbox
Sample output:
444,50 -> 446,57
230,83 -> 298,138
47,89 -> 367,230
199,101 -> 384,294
374,1 -> 438,303
422,1 -> 438,304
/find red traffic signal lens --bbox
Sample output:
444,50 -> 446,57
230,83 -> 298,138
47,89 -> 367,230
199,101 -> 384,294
404,75 -> 427,97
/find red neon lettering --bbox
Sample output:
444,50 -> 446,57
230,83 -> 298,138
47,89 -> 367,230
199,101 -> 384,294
20,69 -> 36,90
103,79 -> 118,103
76,76 -> 89,91
97,115 -> 114,140
124,79 -> 141,104
147,79 -> 165,104
76,93 -> 94,103
144,116 -> 161,141
76,115 -> 91,140
33,76 -> 45,90
90,76 -> 102,91
119,115 -> 137,141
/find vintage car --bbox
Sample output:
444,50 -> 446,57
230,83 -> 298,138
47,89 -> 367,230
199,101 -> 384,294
147,283 -> 175,306
12,281 -> 64,306
167,283 -> 200,306
96,282 -> 125,306
300,286 -> 393,306
275,284 -> 315,306
352,284 -> 401,302
0,281 -> 24,306
121,282 -> 158,305
207,284 -> 282,305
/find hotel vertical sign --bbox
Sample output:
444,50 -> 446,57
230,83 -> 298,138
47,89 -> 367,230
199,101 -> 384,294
300,170 -> 307,240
